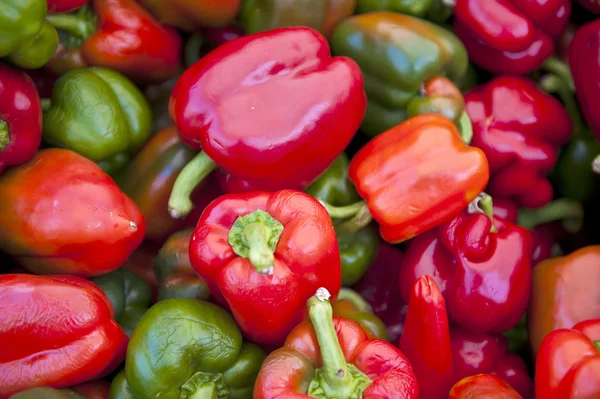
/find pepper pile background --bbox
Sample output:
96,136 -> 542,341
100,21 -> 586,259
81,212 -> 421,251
2,0 -> 600,398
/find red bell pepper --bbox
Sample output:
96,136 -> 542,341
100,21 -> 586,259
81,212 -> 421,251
0,149 -> 145,277
465,76 -> 572,208
536,319 -> 600,398
399,276 -> 453,399
0,63 -> 42,175
46,0 -> 182,84
0,274 -> 127,398
189,190 -> 341,346
168,27 -> 366,217
254,288 -> 419,398
138,0 -> 241,31
399,194 -> 532,333
453,0 -> 571,74
449,374 -> 523,399
47,0 -> 88,13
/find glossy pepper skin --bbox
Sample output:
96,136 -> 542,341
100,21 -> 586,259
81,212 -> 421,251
0,274 -> 128,398
189,190 -> 341,346
254,289 -> 419,398
465,76 -> 572,208
399,200 -> 532,333
349,114 -> 489,243
169,27 -> 365,210
529,246 -> 600,354
449,374 -> 523,399
240,0 -> 356,38
356,0 -> 452,22
454,0 -> 570,74
332,13 -> 468,137
46,0 -> 181,84
154,229 -> 211,302
114,298 -> 265,399
90,268 -> 152,337
536,319 -> 600,398
0,0 -> 58,69
115,126 -> 222,245
0,149 -> 145,277
139,0 -> 240,30
0,63 -> 42,174
333,288 -> 389,341
47,0 -> 87,13
43,67 -> 152,175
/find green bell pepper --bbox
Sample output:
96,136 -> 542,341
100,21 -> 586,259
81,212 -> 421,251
90,267 -> 152,338
155,229 -> 211,301
333,288 -> 389,341
555,136 -> 600,202
114,298 -> 266,399
9,388 -> 84,399
306,154 -> 360,206
332,11 -> 469,137
0,0 -> 58,69
356,0 -> 453,23
42,67 -> 152,174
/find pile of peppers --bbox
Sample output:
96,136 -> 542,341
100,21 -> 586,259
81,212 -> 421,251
2,1 -> 600,398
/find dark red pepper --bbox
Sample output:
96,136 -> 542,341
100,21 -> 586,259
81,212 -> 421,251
576,0 -> 600,13
47,0 -> 88,13
449,374 -> 523,399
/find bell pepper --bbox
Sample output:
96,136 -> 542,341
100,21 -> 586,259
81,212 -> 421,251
45,0 -> 181,84
254,288 -> 419,398
0,0 -> 58,69
120,243 -> 159,302
189,189 -> 341,346
528,246 -> 600,354
449,374 -> 523,399
240,0 -> 356,38
8,388 -> 84,399
0,62 -> 42,174
90,268 -> 152,338
71,381 -> 110,399
347,114 -> 489,243
333,288 -> 389,341
535,318 -> 600,398
453,0 -> 571,74
331,12 -> 469,137
356,0 -> 452,22
0,149 -> 145,277
47,0 -> 87,13
399,193 -> 532,333
114,298 -> 266,399
155,228 -> 211,302
115,126 -> 222,245
0,274 -> 128,398
399,275 -> 453,399
42,67 -> 152,175
138,0 -> 240,31
465,76 -> 572,208
576,0 -> 600,13
168,27 -> 366,217
306,153 -> 360,207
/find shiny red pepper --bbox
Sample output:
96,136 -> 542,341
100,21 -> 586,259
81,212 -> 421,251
0,63 -> 42,175
454,0 -> 571,74
189,190 -> 341,346
47,0 -> 88,13
449,374 -> 523,399
168,27 -> 366,218
399,194 -> 532,333
536,319 -> 600,398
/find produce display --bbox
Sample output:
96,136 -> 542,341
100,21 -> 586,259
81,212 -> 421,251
2,1 -> 600,398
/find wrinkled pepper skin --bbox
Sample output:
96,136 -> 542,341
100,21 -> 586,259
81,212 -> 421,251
466,76 -> 572,208
356,0 -> 452,22
117,298 -> 265,399
536,319 -> 600,398
577,0 -> 600,13
46,0 -> 182,84
454,0 -> 570,74
0,274 -> 128,398
449,374 -> 523,399
349,114 -> 489,243
333,289 -> 389,340
8,388 -> 84,399
189,190 -> 341,346
240,0 -> 356,38
47,0 -> 87,13
0,0 -> 58,69
115,126 -> 222,245
399,207 -> 532,333
139,0 -> 240,30
43,67 -> 152,175
332,12 -> 469,137
90,268 -> 152,337
0,149 -> 145,277
0,63 -> 42,174
529,246 -> 600,354
170,27 -> 365,194
154,229 -> 211,302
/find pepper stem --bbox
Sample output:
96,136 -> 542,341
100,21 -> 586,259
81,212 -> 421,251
334,202 -> 373,234
0,120 -> 9,151
322,200 -> 368,219
337,288 -> 372,313
518,199 -> 584,233
458,111 -> 473,145
184,32 -> 205,68
541,57 -> 575,91
168,151 -> 217,219
188,384 -> 217,399
468,193 -> 498,233
180,371 -> 229,399
46,5 -> 97,45
540,74 -> 587,140
307,288 -> 371,399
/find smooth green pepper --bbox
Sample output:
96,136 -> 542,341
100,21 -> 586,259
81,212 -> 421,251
42,67 -> 152,174
357,0 -> 453,22
9,388 -> 84,399
117,298 -> 265,399
306,154 -> 360,206
554,135 -> 600,202
0,0 -> 58,69
332,11 -> 469,137
90,268 -> 152,338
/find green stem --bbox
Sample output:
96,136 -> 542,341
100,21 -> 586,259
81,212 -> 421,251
337,288 -> 372,313
0,120 -> 9,151
168,151 -> 217,219
458,111 -> 473,145
185,32 -> 205,68
334,203 -> 373,235
322,200 -> 367,220
593,155 -> 600,175
518,198 -> 584,233
244,223 -> 275,274
540,74 -> 588,140
468,192 -> 498,233
188,384 -> 217,399
541,57 -> 575,91
46,12 -> 96,41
